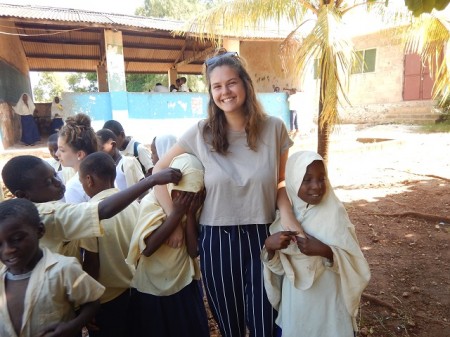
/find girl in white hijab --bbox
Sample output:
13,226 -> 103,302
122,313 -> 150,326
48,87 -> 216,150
12,93 -> 40,145
150,134 -> 177,166
262,151 -> 371,337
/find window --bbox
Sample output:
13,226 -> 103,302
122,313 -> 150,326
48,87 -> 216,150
352,48 -> 376,74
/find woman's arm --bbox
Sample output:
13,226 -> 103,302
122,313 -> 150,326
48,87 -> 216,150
276,150 -> 305,235
142,192 -> 194,257
153,144 -> 188,248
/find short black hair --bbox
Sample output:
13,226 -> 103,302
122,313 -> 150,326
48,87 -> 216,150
2,156 -> 44,194
96,128 -> 117,144
103,120 -> 124,137
0,198 -> 41,227
79,152 -> 116,182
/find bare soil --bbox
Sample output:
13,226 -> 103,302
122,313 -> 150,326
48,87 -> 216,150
1,124 -> 449,337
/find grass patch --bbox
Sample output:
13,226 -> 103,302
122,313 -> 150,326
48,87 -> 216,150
419,120 -> 450,133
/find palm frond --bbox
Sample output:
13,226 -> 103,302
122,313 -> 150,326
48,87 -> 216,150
177,0 -> 314,42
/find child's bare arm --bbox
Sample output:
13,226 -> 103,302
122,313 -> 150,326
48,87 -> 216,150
98,168 -> 182,220
37,300 -> 100,337
296,234 -> 333,261
185,190 -> 206,258
264,231 -> 298,260
142,191 -> 194,257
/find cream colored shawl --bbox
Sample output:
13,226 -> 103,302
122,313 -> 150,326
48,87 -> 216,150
13,93 -> 35,116
264,151 -> 370,318
155,134 -> 177,159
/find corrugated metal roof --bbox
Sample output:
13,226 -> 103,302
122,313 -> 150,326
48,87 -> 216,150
0,3 -> 286,74
0,3 -> 184,31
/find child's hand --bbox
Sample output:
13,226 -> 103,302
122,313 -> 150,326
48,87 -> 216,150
37,322 -> 76,337
296,233 -> 332,260
172,191 -> 195,215
188,189 -> 206,216
265,231 -> 298,251
151,168 -> 182,185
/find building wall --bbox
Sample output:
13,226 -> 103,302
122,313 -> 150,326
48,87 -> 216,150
347,28 -> 405,104
241,40 -> 301,93
0,19 -> 32,148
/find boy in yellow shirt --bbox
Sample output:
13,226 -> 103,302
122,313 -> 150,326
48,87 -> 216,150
0,198 -> 104,337
79,152 -> 139,337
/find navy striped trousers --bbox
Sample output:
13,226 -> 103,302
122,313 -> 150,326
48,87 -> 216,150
199,224 -> 275,337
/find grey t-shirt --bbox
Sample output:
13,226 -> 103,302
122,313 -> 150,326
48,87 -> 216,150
179,116 -> 293,226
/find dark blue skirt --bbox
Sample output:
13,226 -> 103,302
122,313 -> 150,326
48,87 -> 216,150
133,280 -> 209,337
20,115 -> 40,145
50,117 -> 64,134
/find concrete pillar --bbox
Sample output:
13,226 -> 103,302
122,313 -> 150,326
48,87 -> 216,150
96,63 -> 108,92
168,67 -> 178,87
104,29 -> 128,120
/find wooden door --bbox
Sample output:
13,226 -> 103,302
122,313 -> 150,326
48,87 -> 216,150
403,53 -> 433,101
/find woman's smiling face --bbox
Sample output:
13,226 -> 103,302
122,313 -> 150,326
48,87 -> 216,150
209,65 -> 246,116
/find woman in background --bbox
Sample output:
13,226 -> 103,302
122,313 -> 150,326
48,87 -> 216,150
12,93 -> 40,146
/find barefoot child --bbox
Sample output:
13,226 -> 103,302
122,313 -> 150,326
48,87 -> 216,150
126,153 -> 209,337
78,152 -> 139,337
262,151 -> 371,337
0,198 -> 104,337
1,155 -> 181,255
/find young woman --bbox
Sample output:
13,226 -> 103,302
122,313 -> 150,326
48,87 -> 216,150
153,49 -> 299,337
56,113 -> 98,203
12,93 -> 40,146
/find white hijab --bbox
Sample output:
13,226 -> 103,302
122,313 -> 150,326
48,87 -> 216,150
155,134 -> 177,159
265,151 -> 371,318
13,93 -> 35,116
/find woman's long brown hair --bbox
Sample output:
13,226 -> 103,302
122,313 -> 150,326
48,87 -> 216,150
203,50 -> 267,155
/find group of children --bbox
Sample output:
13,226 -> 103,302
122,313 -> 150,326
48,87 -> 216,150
0,123 -> 370,337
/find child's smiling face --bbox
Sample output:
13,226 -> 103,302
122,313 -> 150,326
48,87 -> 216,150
0,216 -> 44,275
297,160 -> 327,205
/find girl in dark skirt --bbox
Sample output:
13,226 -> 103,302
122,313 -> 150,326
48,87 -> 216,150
13,93 -> 40,145
126,154 -> 209,337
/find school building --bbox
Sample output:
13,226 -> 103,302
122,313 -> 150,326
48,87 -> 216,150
0,3 -> 441,149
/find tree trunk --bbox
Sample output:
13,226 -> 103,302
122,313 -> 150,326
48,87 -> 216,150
317,61 -> 330,163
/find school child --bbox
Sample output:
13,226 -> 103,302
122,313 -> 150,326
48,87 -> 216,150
150,134 -> 177,166
78,152 -> 138,337
0,198 -> 105,337
1,155 -> 182,255
126,153 -> 209,337
45,133 -> 76,185
262,151 -> 371,337
97,128 -> 145,190
103,120 -> 153,176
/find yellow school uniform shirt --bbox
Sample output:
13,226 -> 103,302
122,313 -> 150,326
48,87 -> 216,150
80,188 -> 138,303
0,248 -> 104,337
126,190 -> 201,296
36,200 -> 102,254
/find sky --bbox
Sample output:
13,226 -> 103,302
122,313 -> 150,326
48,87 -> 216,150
5,0 -> 146,15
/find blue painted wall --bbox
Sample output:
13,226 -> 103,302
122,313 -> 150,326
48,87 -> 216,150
62,91 -> 290,144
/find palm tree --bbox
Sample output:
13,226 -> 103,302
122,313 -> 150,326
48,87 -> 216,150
406,11 -> 449,107
183,0 -> 411,162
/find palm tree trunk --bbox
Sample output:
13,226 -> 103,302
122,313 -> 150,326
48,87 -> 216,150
317,62 -> 330,163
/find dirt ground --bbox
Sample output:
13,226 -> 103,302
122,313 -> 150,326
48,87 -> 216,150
1,124 -> 449,337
